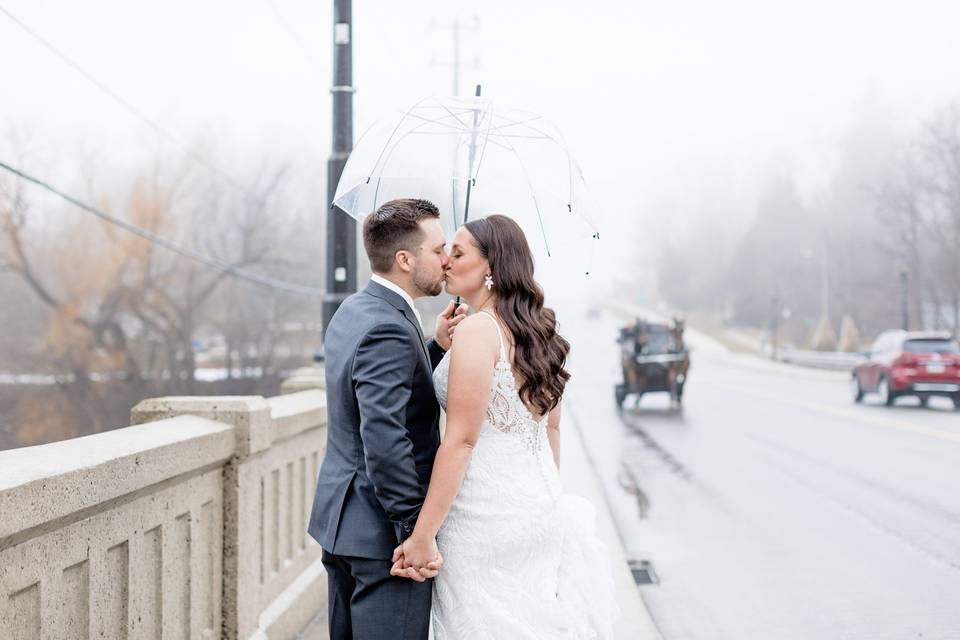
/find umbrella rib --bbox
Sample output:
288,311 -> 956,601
476,134 -> 513,153
504,120 -> 582,220
352,99 -> 596,242
366,98 -> 495,179
364,118 -> 519,206
510,122 -> 591,211
400,130 -> 552,139
485,133 -> 555,140
372,175 -> 383,212
471,102 -> 497,184
437,101 -> 473,129
490,119 -> 580,150
402,110 -> 474,132
389,111 -> 555,142
360,115 -> 508,202
487,129 -> 552,257
535,129 -> 598,230
366,96 -> 434,178
485,114 -> 544,133
493,119 -> 590,230
370,117 -> 459,188
403,130 -> 551,140
506,121 -> 566,143
416,106 -> 490,130
550,127 -> 576,216
490,117 -> 568,146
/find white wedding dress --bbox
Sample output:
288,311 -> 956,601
430,311 -> 618,639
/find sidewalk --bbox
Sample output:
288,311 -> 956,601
562,399 -> 663,640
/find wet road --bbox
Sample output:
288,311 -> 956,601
563,308 -> 960,640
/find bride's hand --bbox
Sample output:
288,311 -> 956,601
405,535 -> 442,571
434,301 -> 467,351
390,542 -> 442,581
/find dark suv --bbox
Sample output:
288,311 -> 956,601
852,331 -> 960,408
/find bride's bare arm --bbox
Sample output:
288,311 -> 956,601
546,404 -> 561,468
399,315 -> 498,570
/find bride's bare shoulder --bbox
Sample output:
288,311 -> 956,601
449,313 -> 500,355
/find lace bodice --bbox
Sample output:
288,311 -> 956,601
433,311 -> 548,455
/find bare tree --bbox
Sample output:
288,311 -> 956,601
0,140 -> 321,447
916,104 -> 960,331
872,152 -> 927,330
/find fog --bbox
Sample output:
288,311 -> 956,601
5,1 -> 960,271
3,0 -> 960,444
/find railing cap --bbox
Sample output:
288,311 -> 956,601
0,415 -> 234,545
132,395 -> 272,456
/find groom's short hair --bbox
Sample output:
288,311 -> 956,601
363,198 -> 441,273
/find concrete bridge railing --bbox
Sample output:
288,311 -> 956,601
0,388 -> 328,640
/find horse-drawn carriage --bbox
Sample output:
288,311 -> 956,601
615,317 -> 690,408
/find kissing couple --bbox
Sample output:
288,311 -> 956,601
308,198 -> 618,639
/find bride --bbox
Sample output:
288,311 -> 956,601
392,214 -> 618,639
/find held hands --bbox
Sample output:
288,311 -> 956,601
434,301 -> 468,351
390,535 -> 443,582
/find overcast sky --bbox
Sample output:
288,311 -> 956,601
2,0 -> 960,299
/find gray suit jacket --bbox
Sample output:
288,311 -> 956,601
308,280 -> 445,560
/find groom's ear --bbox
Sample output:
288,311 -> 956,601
395,249 -> 415,273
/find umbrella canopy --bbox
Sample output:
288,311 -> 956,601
333,94 -> 599,270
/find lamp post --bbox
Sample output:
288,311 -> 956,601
323,0 -> 357,335
771,292 -> 780,361
899,266 -> 909,331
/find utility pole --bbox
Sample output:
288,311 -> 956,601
429,15 -> 479,97
429,15 -> 479,226
323,0 -> 356,336
451,16 -> 460,95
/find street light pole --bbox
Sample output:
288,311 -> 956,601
900,268 -> 909,331
771,292 -> 780,361
323,0 -> 356,336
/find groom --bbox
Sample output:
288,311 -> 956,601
308,198 -> 463,640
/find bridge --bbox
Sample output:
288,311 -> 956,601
0,367 -> 657,639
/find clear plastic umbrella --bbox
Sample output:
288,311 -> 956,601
333,90 -> 599,273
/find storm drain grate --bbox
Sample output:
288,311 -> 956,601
628,559 -> 659,585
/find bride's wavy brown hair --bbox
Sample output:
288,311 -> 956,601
463,215 -> 571,415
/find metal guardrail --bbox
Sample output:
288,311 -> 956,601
777,349 -> 865,371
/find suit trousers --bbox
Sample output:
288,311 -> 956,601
322,549 -> 432,640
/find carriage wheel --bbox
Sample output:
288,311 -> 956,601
615,384 -> 627,408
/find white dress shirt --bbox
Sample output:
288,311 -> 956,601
370,274 -> 422,328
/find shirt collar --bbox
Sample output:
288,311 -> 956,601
370,274 -> 422,326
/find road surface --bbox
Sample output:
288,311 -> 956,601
563,307 -> 960,640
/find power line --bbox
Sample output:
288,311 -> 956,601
0,3 -> 255,199
260,0 -> 321,68
0,159 -> 328,298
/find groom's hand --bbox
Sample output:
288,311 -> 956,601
390,555 -> 441,582
434,301 -> 467,351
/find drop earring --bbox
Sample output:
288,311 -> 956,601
484,274 -> 494,291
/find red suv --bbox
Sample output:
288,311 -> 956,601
852,331 -> 960,409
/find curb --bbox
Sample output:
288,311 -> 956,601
561,400 -> 662,640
